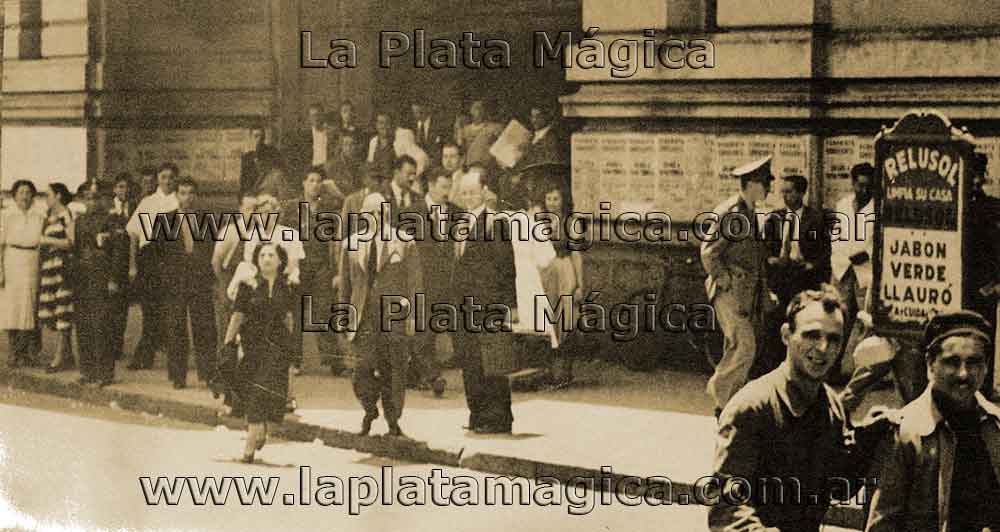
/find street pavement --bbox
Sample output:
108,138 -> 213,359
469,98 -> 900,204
0,307 -> 899,530
0,391 -> 726,532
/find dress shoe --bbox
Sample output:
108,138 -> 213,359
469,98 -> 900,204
172,381 -> 187,390
474,425 -> 512,435
387,422 -> 407,438
240,452 -> 255,464
359,412 -> 379,436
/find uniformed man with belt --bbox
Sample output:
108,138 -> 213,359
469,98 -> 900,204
701,156 -> 777,417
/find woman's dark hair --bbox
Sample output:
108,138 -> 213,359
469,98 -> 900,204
11,179 -> 37,197
251,242 -> 288,274
49,183 -> 73,206
538,183 -> 571,216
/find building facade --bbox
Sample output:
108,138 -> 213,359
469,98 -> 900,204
5,0 -> 1000,366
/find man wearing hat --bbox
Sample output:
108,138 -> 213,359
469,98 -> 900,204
701,155 -> 777,416
866,310 -> 1000,532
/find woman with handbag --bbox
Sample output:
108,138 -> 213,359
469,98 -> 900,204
222,242 -> 296,463
38,183 -> 77,373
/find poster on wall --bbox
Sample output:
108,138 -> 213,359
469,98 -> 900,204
103,128 -> 251,189
872,110 -> 974,336
570,131 -> 811,224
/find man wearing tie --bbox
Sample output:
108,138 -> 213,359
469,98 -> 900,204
701,156 -> 776,417
160,177 -> 217,389
367,113 -> 397,177
389,156 -> 417,222
451,170 -> 518,434
107,173 -> 134,362
411,102 -> 444,166
339,193 -> 421,437
409,170 -> 458,396
756,174 -> 831,378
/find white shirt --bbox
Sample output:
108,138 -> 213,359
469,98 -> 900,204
831,193 -> 874,285
532,125 -> 552,145
417,118 -> 431,143
781,206 -> 804,261
126,188 -> 179,248
312,127 -> 328,166
111,197 -> 130,217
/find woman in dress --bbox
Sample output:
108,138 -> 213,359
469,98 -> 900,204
537,185 -> 584,388
38,182 -> 77,372
1,180 -> 46,367
222,242 -> 296,463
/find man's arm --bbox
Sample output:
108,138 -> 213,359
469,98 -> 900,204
700,211 -> 734,291
707,406 -> 770,532
863,433 -> 908,532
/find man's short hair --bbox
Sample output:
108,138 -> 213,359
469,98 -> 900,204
176,176 -> 198,192
394,155 -> 417,172
442,142 -> 461,154
308,102 -> 324,112
113,172 -> 133,187
785,284 -> 846,332
158,162 -> 180,176
850,163 -> 875,182
783,174 -> 808,194
305,165 -> 327,181
140,166 -> 157,178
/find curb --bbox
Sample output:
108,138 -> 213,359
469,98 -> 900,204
0,368 -> 863,530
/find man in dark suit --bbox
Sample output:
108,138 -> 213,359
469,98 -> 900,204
338,192 -> 421,437
367,113 -> 397,178
283,166 -> 341,375
406,169 -> 459,396
325,133 -> 363,198
75,181 -> 129,386
387,155 -> 417,223
331,101 -> 364,147
240,124 -> 282,197
410,102 -> 446,167
451,170 -> 518,433
518,105 -> 565,169
106,173 -> 134,362
160,177 -> 217,389
284,103 -> 331,179
754,174 -> 831,378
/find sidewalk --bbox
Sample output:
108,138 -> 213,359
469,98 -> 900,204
0,320 -> 895,530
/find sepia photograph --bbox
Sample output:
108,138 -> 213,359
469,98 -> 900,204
2,1 -> 1000,530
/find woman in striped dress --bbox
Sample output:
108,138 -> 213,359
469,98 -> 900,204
38,183 -> 76,372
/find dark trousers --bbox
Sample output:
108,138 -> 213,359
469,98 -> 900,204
6,329 -> 40,362
456,331 -> 513,430
133,293 -> 165,367
409,331 -> 443,386
107,292 -> 128,361
298,264 -> 333,369
164,286 -> 217,384
77,295 -> 114,381
352,330 -> 410,423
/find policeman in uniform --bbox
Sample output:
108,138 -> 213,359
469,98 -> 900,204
701,156 -> 777,417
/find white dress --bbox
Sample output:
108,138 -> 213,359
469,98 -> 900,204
0,206 -> 46,330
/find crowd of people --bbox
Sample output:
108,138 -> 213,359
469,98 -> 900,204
0,98 -> 577,459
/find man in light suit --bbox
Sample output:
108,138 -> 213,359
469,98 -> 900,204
337,193 -> 421,437
701,156 -> 776,417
